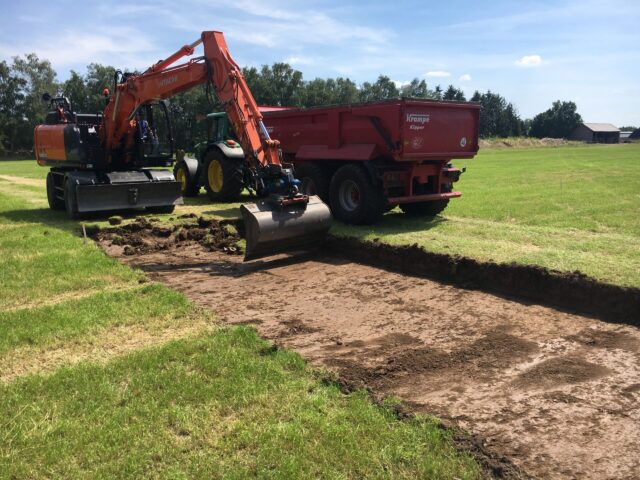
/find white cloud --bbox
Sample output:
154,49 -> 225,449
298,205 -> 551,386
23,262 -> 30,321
392,79 -> 410,89
284,55 -> 315,66
515,55 -> 542,67
459,74 -> 472,81
0,27 -> 159,71
425,71 -> 451,77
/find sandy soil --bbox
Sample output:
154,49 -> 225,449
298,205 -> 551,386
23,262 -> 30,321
99,236 -> 640,480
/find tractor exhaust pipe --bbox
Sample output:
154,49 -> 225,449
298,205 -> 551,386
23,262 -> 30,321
240,195 -> 332,261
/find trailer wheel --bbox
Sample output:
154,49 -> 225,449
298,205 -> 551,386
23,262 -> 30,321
63,177 -> 79,219
174,162 -> 200,197
294,162 -> 330,202
329,164 -> 385,224
399,184 -> 452,217
203,149 -> 243,201
46,172 -> 64,210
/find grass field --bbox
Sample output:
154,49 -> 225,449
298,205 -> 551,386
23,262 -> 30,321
2,143 -> 639,288
337,143 -> 640,287
0,166 -> 480,477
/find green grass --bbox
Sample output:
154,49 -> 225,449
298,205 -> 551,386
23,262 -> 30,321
0,189 -> 142,311
0,328 -> 478,479
0,284 -> 192,356
334,144 -> 640,287
2,143 -> 639,287
0,162 -> 480,478
0,159 -> 46,178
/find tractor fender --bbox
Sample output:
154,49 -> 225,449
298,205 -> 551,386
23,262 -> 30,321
211,141 -> 245,159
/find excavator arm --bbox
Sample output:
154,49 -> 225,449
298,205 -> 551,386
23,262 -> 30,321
101,30 -> 331,259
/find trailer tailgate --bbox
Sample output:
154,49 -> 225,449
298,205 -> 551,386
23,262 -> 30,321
401,100 -> 479,159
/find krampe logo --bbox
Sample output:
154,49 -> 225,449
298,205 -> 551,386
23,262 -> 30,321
406,113 -> 430,124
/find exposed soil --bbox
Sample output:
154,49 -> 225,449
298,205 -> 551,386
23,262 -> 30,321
325,236 -> 640,325
91,216 -> 242,256
94,221 -> 640,480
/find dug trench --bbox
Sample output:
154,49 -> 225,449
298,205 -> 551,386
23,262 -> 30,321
91,217 -> 640,480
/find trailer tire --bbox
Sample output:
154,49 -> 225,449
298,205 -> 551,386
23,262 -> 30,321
174,161 -> 200,197
46,172 -> 64,210
203,149 -> 243,202
64,177 -> 79,219
295,162 -> 330,202
399,183 -> 452,217
329,164 -> 385,224
399,199 -> 449,216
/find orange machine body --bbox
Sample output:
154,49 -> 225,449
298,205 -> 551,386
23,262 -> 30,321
34,124 -> 68,165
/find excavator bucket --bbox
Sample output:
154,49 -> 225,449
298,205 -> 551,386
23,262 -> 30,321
240,195 -> 332,261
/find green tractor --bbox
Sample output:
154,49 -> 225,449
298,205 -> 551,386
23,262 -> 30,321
173,112 -> 247,200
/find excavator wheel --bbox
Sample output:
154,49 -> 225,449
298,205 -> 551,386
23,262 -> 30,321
173,161 -> 200,197
46,171 -> 64,210
63,177 -> 79,220
203,149 -> 243,202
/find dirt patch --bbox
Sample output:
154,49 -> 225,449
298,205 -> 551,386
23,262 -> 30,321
279,319 -> 319,337
94,222 -> 640,480
514,356 -> 612,389
326,235 -> 640,325
92,216 -> 242,256
328,330 -> 539,391
567,328 -> 639,351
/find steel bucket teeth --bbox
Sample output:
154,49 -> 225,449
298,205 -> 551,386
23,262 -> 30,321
240,195 -> 332,261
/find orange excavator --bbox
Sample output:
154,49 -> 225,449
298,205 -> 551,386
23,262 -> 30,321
34,31 -> 331,260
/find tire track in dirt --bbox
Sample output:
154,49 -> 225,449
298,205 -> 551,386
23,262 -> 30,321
95,224 -> 640,480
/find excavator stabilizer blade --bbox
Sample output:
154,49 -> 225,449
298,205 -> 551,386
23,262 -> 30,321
241,195 -> 332,261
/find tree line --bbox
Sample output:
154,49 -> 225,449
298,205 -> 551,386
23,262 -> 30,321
1,53 -> 587,152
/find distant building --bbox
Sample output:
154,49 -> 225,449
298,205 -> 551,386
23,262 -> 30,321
629,129 -> 640,141
570,123 -> 620,143
620,131 -> 633,142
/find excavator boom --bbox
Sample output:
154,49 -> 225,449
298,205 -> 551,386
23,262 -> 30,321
100,30 -> 331,259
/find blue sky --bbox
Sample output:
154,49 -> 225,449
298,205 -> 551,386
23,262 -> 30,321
1,0 -> 638,126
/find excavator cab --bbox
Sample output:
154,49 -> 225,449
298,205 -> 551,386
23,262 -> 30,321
135,101 -> 174,167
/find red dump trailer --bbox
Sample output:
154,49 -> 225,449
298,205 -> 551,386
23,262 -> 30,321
262,98 -> 480,224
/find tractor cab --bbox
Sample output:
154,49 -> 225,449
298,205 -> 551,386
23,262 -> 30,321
193,111 -> 241,159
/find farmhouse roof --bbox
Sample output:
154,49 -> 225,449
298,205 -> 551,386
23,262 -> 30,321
582,123 -> 620,132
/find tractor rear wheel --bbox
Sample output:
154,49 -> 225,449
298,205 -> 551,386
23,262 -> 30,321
203,149 -> 243,202
329,163 -> 385,224
46,172 -> 64,210
174,161 -> 200,197
295,162 -> 330,202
